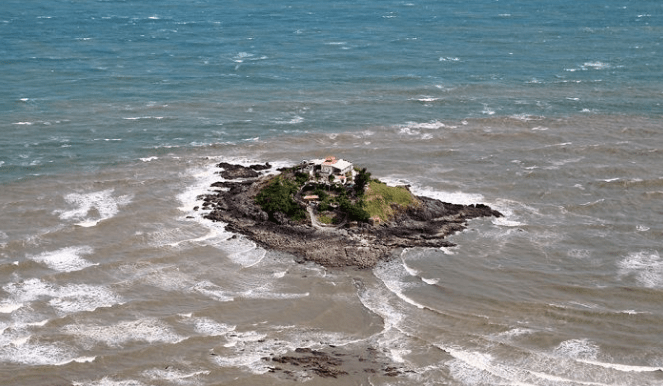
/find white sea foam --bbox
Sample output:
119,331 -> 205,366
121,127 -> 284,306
444,345 -> 611,386
577,359 -> 663,373
3,278 -> 122,315
189,317 -> 236,337
73,377 -> 145,386
56,189 -> 132,227
0,340 -> 77,366
374,260 -> 426,310
491,217 -> 524,227
211,330 -> 273,373
192,281 -> 235,302
63,318 -> 184,347
139,156 -> 158,162
409,185 -> 485,206
0,302 -> 23,313
227,243 -> 266,267
618,250 -> 663,288
553,339 -> 599,360
493,327 -> 534,340
142,368 -> 210,384
405,120 -> 447,130
28,246 -> 97,272
583,61 -> 610,70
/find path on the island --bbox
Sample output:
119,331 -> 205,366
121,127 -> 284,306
306,206 -> 347,234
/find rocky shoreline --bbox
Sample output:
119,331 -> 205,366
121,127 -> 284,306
198,162 -> 502,269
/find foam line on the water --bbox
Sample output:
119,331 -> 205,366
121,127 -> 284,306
28,246 -> 97,272
62,318 -> 184,347
142,368 -> 210,383
442,345 -> 612,386
577,359 -> 663,373
55,189 -> 132,227
374,259 -> 426,310
192,281 -> 235,302
73,377 -> 146,386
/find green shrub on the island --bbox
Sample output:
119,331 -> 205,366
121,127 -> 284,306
318,214 -> 334,224
364,180 -> 418,222
294,172 -> 309,186
318,198 -> 331,212
337,195 -> 370,222
256,176 -> 306,221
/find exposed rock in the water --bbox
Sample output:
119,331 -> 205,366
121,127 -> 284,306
216,162 -> 271,179
262,346 -> 411,380
200,162 -> 502,269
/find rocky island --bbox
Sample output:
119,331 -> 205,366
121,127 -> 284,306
198,157 -> 502,269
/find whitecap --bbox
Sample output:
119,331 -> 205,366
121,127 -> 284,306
55,189 -> 132,226
28,246 -> 97,272
142,368 -> 210,383
187,317 -> 236,336
73,377 -> 145,386
491,217 -> 524,227
409,185 -> 485,206
192,281 -> 235,302
405,120 -> 446,130
481,105 -> 495,115
0,340 -> 77,366
63,318 -> 184,347
618,250 -> 663,288
553,339 -> 599,360
3,278 -> 122,315
421,277 -> 439,285
0,302 -> 23,314
583,61 -> 610,70
139,156 -> 158,162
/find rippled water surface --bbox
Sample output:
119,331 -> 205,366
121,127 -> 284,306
1,1 -> 662,385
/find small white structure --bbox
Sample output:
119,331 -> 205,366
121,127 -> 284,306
313,156 -> 353,175
300,156 -> 354,184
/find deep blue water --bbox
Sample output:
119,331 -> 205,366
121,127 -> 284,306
1,0 -> 661,182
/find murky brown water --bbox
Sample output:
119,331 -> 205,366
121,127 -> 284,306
2,115 -> 663,385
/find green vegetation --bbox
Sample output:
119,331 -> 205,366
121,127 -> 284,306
354,168 -> 371,195
363,180 -> 419,222
255,164 -> 418,225
318,214 -> 334,224
255,175 -> 307,221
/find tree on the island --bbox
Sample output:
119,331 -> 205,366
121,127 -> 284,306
328,174 -> 335,183
354,168 -> 371,195
255,176 -> 306,221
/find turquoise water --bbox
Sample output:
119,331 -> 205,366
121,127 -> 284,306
2,0 -> 661,182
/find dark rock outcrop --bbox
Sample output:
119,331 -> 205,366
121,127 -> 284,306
216,162 -> 271,179
200,162 -> 502,269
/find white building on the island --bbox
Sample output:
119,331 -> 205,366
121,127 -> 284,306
303,156 -> 354,182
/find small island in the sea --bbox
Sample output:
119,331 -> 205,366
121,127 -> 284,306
198,156 -> 502,269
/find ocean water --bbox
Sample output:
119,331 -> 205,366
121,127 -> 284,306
1,0 -> 662,384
